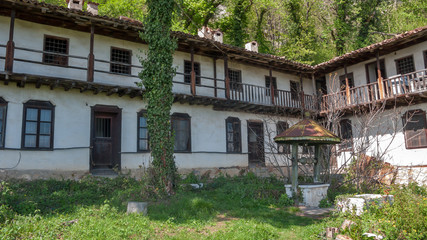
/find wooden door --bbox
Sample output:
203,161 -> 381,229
91,106 -> 121,170
248,122 -> 265,167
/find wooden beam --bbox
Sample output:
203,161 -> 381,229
344,65 -> 351,105
87,24 -> 95,82
107,87 -> 118,96
269,67 -> 275,105
64,82 -> 76,91
213,57 -> 217,98
190,44 -> 196,96
5,10 -> 15,73
376,51 -> 385,99
224,56 -> 230,99
50,80 -> 59,90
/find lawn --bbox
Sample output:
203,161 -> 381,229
0,174 -> 337,239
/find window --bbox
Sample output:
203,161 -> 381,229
423,50 -> 427,69
339,119 -> 353,151
229,69 -> 242,91
138,110 -> 149,151
290,81 -> 300,100
110,47 -> 131,75
403,110 -> 427,149
171,113 -> 191,152
184,61 -> 201,85
395,55 -> 415,74
22,101 -> 54,149
0,98 -> 7,148
265,76 -> 277,96
43,35 -> 69,66
226,117 -> 241,153
276,121 -> 290,154
339,72 -> 355,90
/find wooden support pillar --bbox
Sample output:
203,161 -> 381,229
300,74 -> 305,115
224,56 -> 230,99
5,10 -> 16,73
269,67 -> 275,105
190,45 -> 196,96
376,51 -> 384,99
291,143 -> 299,204
314,145 -> 321,183
213,58 -> 217,98
344,65 -> 351,105
87,24 -> 95,82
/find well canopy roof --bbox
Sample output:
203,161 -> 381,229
274,119 -> 341,145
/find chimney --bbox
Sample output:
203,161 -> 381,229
67,0 -> 84,11
198,26 -> 212,39
212,30 -> 223,43
87,2 -> 99,15
245,41 -> 258,52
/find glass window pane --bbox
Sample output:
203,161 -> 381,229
227,133 -> 233,141
40,109 -> 52,122
139,140 -> 148,151
0,133 -> 2,147
0,107 -> 3,118
40,122 -> 51,135
24,135 -> 36,147
139,116 -> 147,127
139,128 -> 148,139
25,122 -> 37,134
39,136 -> 50,148
26,108 -> 38,121
0,120 -> 3,133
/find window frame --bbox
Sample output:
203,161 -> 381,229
339,72 -> 355,90
21,100 -> 55,150
228,69 -> 243,92
225,117 -> 242,153
423,50 -> 427,69
110,46 -> 132,75
338,119 -> 353,152
395,55 -> 415,75
171,113 -> 191,153
42,35 -> 69,67
265,76 -> 277,96
0,97 -> 7,149
184,60 -> 201,85
402,109 -> 427,149
276,121 -> 290,154
290,80 -> 301,100
137,110 -> 149,152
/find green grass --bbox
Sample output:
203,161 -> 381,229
0,174 -> 337,239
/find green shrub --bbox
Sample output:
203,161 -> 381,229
318,198 -> 333,208
278,193 -> 294,207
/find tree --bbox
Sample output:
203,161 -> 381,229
139,0 -> 177,195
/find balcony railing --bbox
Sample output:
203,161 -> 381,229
0,43 -> 317,111
321,69 -> 427,113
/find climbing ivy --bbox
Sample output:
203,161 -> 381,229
139,0 -> 177,195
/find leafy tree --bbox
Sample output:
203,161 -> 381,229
139,0 -> 177,195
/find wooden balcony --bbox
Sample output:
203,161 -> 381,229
0,43 -> 318,113
321,69 -> 427,113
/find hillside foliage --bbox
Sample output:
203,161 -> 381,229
40,0 -> 427,65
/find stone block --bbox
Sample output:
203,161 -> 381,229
336,194 -> 393,216
127,201 -> 148,215
285,184 -> 330,207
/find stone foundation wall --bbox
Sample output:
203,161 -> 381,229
395,166 -> 427,185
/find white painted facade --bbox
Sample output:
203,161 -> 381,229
0,14 -> 310,178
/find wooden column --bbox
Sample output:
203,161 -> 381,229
344,65 -> 351,105
87,24 -> 95,82
376,51 -> 384,99
313,145 -> 321,183
190,45 -> 196,96
291,143 -> 299,204
5,10 -> 16,73
300,74 -> 305,113
213,58 -> 217,98
224,56 -> 230,99
269,67 -> 275,105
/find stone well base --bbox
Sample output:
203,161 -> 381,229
336,194 -> 393,216
285,184 -> 330,207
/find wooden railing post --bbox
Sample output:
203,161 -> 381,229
376,51 -> 384,99
5,10 -> 16,73
344,65 -> 351,105
269,67 -> 275,105
224,56 -> 230,99
300,90 -> 305,110
190,45 -> 196,96
87,24 -> 95,82
213,57 -> 217,97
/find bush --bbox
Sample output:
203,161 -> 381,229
278,193 -> 294,207
318,198 -> 332,208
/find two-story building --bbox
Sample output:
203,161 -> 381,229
0,0 -> 426,183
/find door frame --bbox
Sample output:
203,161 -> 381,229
247,120 -> 265,167
90,105 -> 122,172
